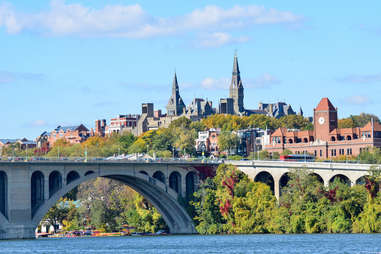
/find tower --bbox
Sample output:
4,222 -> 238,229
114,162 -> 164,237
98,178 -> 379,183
229,53 -> 244,114
313,98 -> 338,141
166,72 -> 186,116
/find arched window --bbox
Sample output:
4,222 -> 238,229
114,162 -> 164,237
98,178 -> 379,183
346,135 -> 352,140
288,139 -> 293,144
331,136 -> 336,141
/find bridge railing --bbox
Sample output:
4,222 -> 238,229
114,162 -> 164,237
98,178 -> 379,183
0,156 -> 222,164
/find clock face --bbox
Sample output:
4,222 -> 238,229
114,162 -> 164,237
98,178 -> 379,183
318,117 -> 325,125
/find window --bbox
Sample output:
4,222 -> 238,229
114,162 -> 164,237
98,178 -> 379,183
331,149 -> 336,156
346,148 -> 352,155
320,150 -> 322,157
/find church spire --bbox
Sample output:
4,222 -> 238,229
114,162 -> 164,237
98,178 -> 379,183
229,53 -> 244,114
166,71 -> 185,116
172,71 -> 179,94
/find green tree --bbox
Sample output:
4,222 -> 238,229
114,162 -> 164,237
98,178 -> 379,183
218,131 -> 239,155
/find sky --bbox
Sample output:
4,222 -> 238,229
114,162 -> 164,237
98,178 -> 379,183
1,0 -> 381,139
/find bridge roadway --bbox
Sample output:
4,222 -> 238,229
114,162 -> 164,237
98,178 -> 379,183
0,159 -> 376,239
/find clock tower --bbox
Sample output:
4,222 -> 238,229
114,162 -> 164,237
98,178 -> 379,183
313,98 -> 338,141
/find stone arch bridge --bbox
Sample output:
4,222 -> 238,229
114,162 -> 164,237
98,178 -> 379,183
0,161 -> 217,239
0,160 -> 375,239
229,160 -> 375,200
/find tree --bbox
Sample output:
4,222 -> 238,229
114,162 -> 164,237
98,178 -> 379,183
43,198 -> 70,233
192,178 -> 224,234
218,132 -> 239,155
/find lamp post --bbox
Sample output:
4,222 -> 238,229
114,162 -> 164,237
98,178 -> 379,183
84,146 -> 88,162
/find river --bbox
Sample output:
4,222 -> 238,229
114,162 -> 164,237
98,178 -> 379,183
0,234 -> 380,253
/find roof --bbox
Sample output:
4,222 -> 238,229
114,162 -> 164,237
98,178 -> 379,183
54,124 -> 89,132
315,98 -> 336,111
0,139 -> 18,144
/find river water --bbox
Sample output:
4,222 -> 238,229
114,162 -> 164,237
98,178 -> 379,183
0,234 -> 380,253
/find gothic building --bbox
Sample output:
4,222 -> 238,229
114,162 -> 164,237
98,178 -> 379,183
229,53 -> 244,115
166,72 -> 186,116
219,54 -> 245,115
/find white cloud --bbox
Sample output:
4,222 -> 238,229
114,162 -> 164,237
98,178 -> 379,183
0,1 -> 303,38
198,32 -> 249,48
345,95 -> 372,105
337,74 -> 381,84
201,77 -> 230,90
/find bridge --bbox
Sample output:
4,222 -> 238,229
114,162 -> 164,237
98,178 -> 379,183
0,159 -> 375,239
229,160 -> 374,200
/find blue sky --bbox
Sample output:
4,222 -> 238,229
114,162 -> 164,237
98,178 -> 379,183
1,0 -> 381,139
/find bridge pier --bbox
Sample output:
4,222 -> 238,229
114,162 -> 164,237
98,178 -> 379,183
2,224 -> 35,239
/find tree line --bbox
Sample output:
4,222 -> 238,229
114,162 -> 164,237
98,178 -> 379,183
192,164 -> 381,234
42,164 -> 381,234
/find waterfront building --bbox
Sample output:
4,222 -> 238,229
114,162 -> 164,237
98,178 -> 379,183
264,98 -> 381,158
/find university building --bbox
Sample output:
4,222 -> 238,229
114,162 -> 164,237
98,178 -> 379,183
264,98 -> 381,158
94,53 -> 299,137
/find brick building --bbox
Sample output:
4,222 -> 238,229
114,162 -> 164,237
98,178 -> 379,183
105,114 -> 140,135
195,128 -> 221,156
264,98 -> 381,158
48,125 -> 90,146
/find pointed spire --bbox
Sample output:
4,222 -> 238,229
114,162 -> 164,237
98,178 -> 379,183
232,52 -> 240,76
172,71 -> 179,94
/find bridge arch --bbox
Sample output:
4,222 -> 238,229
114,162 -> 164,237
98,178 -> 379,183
254,171 -> 274,193
49,171 -> 62,198
279,173 -> 291,196
31,171 -> 45,217
186,172 -> 197,199
0,171 -> 7,219
329,174 -> 351,186
169,171 -> 182,194
153,171 -> 166,184
66,171 -> 80,185
31,170 -> 195,234
355,175 -> 368,185
84,171 -> 94,176
310,173 -> 324,184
